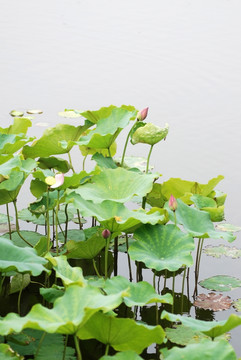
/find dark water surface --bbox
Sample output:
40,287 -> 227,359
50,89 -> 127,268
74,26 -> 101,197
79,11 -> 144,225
1,0 -> 241,356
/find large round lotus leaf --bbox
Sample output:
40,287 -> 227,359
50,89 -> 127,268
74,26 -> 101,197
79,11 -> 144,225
0,284 -> 127,336
66,194 -> 163,234
161,310 -> 241,338
100,351 -> 143,360
0,237 -> 48,276
199,275 -> 241,292
0,133 -> 34,155
194,293 -> 232,311
165,325 -> 211,346
66,231 -> 106,260
80,141 -> 117,158
1,231 -> 42,248
0,344 -> 23,359
165,199 -> 235,242
115,156 -> 153,172
128,224 -> 195,271
18,207 -> 74,225
22,123 -> 91,158
161,340 -> 237,360
77,311 -> 165,354
131,123 -> 169,146
37,156 -> 70,173
70,167 -> 157,203
75,106 -> 137,149
203,245 -> 241,259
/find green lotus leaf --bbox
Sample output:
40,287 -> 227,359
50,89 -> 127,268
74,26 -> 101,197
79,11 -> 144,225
199,275 -> 241,292
29,190 -> 64,214
0,284 -> 126,336
0,117 -> 32,134
203,245 -> 241,259
161,310 -> 241,338
77,311 -> 165,354
9,274 -> 31,294
18,207 -> 74,225
0,156 -> 37,178
30,178 -> 48,198
58,109 -> 83,118
161,176 -> 224,203
97,276 -> 173,307
22,123 -> 91,158
65,194 -> 164,234
9,110 -> 24,117
58,229 -> 85,243
161,340 -> 237,360
131,122 -> 169,146
128,224 -> 195,271
66,230 -> 106,259
37,156 -> 70,173
165,199 -> 235,242
213,190 -> 227,206
79,140 -> 117,157
40,287 -> 64,303
216,223 -> 241,232
68,167 -> 157,203
92,153 -> 117,169
100,351 -> 143,360
0,237 -> 49,276
80,105 -> 121,124
0,133 -> 35,155
146,183 -> 166,208
191,194 -> 224,222
47,255 -> 87,287
0,213 -> 13,224
115,156 -> 153,172
1,231 -> 42,248
233,299 -> 241,312
0,171 -> 25,204
165,324 -> 212,346
74,106 -> 137,149
0,344 -> 23,359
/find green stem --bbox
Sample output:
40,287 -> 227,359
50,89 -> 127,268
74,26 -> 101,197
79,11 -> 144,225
153,271 -> 156,290
172,271 -> 176,313
13,200 -> 33,247
114,236 -> 118,276
6,203 -> 12,240
125,234 -> 133,282
181,266 -> 187,314
142,144 -> 154,209
46,188 -> 51,251
62,335 -> 68,360
17,274 -> 24,315
105,236 -> 111,280
64,204 -> 68,244
174,211 -> 177,226
74,335 -> 82,360
77,210 -> 82,230
68,152 -> 75,173
34,332 -> 46,359
55,190 -> 60,256
82,155 -> 87,171
92,259 -> 101,277
105,343 -> 110,356
164,269 -> 167,288
121,123 -> 136,167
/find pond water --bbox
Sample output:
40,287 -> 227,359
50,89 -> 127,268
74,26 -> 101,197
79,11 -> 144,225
1,0 -> 241,356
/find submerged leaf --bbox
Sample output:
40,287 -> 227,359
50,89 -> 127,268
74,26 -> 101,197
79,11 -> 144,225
199,275 -> 241,292
203,245 -> 241,259
194,293 -> 232,311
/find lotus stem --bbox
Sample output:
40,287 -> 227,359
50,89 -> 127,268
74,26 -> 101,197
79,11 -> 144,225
64,204 -> 68,244
164,269 -> 167,288
105,344 -> 110,356
74,335 -> 82,360
105,235 -> 111,280
34,332 -> 46,358
77,210 -> 82,230
17,274 -> 24,315
121,122 -> 136,167
92,258 -> 101,278
142,144 -> 154,209
172,271 -> 176,313
114,236 -> 118,276
6,203 -> 12,240
46,188 -> 51,251
55,190 -> 60,256
181,266 -> 187,314
68,152 -> 75,173
82,154 -> 87,171
62,335 -> 68,360
13,200 -> 33,247
125,234 -> 133,282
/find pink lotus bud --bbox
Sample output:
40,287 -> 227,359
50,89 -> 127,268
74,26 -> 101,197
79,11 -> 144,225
137,107 -> 149,121
168,194 -> 178,211
102,229 -> 111,239
51,173 -> 65,188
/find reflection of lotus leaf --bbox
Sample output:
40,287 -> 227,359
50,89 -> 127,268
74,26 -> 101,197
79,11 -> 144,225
194,293 -> 232,311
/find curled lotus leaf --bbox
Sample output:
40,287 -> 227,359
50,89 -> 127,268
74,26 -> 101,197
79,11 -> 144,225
0,344 -> 23,359
194,293 -> 232,311
199,275 -> 241,292
80,104 -> 135,124
203,245 -> 241,259
131,122 -> 169,146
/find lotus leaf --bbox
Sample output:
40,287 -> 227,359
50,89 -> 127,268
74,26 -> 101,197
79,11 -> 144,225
0,344 -> 23,359
216,223 -> 241,232
165,325 -> 211,346
79,140 -> 117,157
128,224 -> 195,271
80,105 -> 136,124
0,237 -> 49,276
0,284 -> 127,336
68,167 -> 157,203
1,231 -> 42,248
18,207 -> 74,225
92,153 -> 117,169
161,310 -> 241,338
40,287 -> 64,303
233,299 -> 241,312
131,122 -> 169,145
0,133 -> 34,155
165,199 -> 235,242
77,311 -> 165,353
203,245 -> 241,259
115,156 -> 153,172
58,109 -> 83,118
194,293 -> 232,311
9,274 -> 31,294
0,118 -> 32,135
100,351 -> 143,360
0,171 -> 25,204
161,340 -> 237,360
66,231 -> 106,259
0,213 -> 13,224
199,275 -> 241,292
37,156 -> 70,173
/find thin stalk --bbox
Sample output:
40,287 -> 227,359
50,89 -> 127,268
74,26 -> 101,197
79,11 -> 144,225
74,335 -> 82,360
172,272 -> 176,313
193,239 -> 201,297
34,332 -> 46,359
158,276 -> 161,294
153,271 -> 156,290
181,266 -> 187,314
62,335 -> 68,360
64,204 -> 68,244
92,259 -> 101,277
13,200 -> 33,247
82,155 -> 87,171
35,224 -> 38,232
17,275 -> 24,315
105,344 -> 110,356
125,234 -> 133,282
114,236 -> 118,276
55,190 -> 60,256
77,210 -> 82,230
142,144 -> 154,209
105,236 -> 111,280
121,122 -> 137,167
46,188 -> 51,251
197,238 -> 204,279
68,152 -> 75,173
6,203 -> 12,240
164,269 -> 167,288
52,209 -> 55,241
174,211 -> 177,226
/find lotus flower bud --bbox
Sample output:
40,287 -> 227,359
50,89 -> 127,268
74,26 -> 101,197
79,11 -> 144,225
102,229 -> 111,239
137,107 -> 149,121
169,194 -> 178,212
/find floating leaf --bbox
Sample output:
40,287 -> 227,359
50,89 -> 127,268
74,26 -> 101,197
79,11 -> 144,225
0,237 -> 49,276
77,311 -> 165,354
199,275 -> 241,292
0,344 -> 23,359
58,109 -> 83,118
131,123 -> 169,146
100,351 -> 143,360
69,167 -> 157,204
9,110 -> 24,117
203,245 -> 241,259
26,109 -> 43,114
128,224 -> 195,271
161,340 -> 237,360
161,310 -> 241,338
165,325 -> 211,346
233,299 -> 241,312
1,231 -> 42,248
194,293 -> 232,311
216,223 -> 241,232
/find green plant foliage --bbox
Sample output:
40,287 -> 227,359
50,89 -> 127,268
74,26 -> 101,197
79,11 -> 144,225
66,231 -> 106,259
131,122 -> 169,145
0,213 -> 13,224
0,237 -> 49,276
128,224 -> 195,271
22,123 -> 91,158
9,274 -> 31,294
18,207 -> 74,225
203,245 -> 241,259
165,324 -> 211,345
0,344 -> 23,359
233,299 -> 241,312
100,351 -> 143,360
115,156 -> 153,172
161,311 -> 241,338
161,340 -> 237,360
0,171 -> 25,204
199,275 -> 241,292
165,199 -> 235,242
69,167 -> 157,204
40,287 -> 64,303
77,311 -> 165,353
92,153 -> 118,169
0,134 -> 34,155
1,231 -> 42,248
216,223 -> 241,232
0,118 -> 32,135
58,229 -> 85,243
79,140 -> 117,157
37,156 -> 70,173
191,194 -> 225,222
